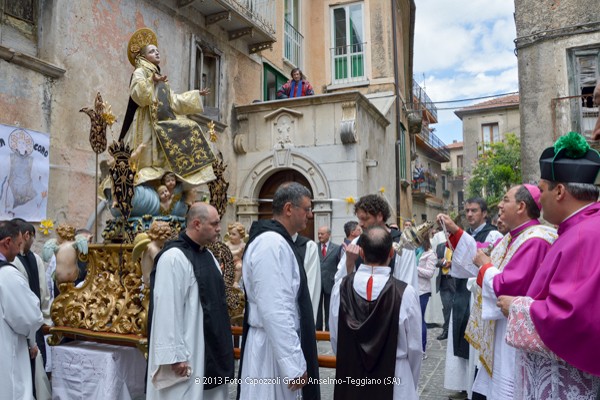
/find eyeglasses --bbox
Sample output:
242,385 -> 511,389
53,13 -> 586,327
294,205 -> 313,213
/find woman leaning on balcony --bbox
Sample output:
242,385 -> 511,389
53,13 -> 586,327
276,68 -> 315,99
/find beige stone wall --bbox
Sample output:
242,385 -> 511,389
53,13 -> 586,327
515,0 -> 600,181
0,0 -> 267,232
1,0 -> 415,243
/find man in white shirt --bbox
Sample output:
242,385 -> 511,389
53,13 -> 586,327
316,226 -> 340,331
437,198 -> 502,399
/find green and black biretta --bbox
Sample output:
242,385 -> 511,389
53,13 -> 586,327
539,132 -> 600,184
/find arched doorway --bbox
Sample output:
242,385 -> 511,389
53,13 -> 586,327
258,169 -> 314,239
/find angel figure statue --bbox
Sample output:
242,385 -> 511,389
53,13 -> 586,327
42,225 -> 91,290
224,222 -> 247,288
132,220 -> 172,284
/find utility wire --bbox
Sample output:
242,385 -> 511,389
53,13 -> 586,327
431,91 -> 519,104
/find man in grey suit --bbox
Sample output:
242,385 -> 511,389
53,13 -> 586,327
316,225 -> 340,331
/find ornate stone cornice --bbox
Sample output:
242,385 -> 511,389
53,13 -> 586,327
0,45 -> 65,79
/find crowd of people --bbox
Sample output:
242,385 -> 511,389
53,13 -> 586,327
144,132 -> 600,400
2,132 -> 600,400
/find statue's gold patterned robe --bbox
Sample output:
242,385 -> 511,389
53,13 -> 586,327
124,58 -> 215,187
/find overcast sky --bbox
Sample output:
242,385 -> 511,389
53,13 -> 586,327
413,0 -> 518,145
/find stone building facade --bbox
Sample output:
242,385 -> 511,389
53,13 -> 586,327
454,94 -> 520,185
1,0 -> 417,242
514,0 -> 600,182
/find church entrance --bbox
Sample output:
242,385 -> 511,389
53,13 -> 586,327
258,170 -> 315,239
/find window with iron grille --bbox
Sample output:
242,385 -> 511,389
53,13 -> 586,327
284,0 -> 302,67
330,2 -> 366,85
568,46 -> 600,139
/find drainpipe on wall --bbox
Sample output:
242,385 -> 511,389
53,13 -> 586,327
391,0 -> 401,224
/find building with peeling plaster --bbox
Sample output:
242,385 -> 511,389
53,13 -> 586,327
0,0 -> 419,242
514,0 -> 600,182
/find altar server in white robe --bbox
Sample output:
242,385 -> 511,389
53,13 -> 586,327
11,219 -> 52,400
330,226 -> 422,399
0,220 -> 44,400
147,203 -> 234,400
335,194 -> 418,289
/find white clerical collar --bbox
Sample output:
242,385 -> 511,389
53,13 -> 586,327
357,264 -> 391,275
561,202 -> 596,224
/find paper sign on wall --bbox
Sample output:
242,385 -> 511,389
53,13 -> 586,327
0,124 -> 50,221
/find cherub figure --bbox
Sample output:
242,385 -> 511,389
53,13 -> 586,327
132,221 -> 172,284
157,185 -> 172,214
224,222 -> 246,288
42,224 -> 90,286
161,172 -> 195,208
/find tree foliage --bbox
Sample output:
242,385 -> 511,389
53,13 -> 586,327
467,133 -> 521,207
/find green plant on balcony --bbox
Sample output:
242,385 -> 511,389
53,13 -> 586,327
443,189 -> 451,198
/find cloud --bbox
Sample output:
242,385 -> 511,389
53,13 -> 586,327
413,0 -> 518,143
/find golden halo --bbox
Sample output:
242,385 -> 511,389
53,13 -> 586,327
127,28 -> 158,66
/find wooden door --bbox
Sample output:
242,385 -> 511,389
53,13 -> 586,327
258,170 -> 314,239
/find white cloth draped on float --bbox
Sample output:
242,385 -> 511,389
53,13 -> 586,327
52,342 -> 146,400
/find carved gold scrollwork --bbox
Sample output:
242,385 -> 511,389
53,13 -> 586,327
50,244 -> 147,336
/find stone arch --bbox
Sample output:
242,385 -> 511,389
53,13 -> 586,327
235,149 -> 333,239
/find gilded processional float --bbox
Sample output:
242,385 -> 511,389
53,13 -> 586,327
46,28 -> 243,354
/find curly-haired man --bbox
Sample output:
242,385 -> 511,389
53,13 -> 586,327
333,194 -> 419,290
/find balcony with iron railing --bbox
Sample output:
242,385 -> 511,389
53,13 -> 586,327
447,167 -> 464,183
412,169 -> 438,199
178,0 -> 276,53
330,42 -> 368,86
412,79 -> 438,122
416,127 -> 450,162
284,20 -> 303,68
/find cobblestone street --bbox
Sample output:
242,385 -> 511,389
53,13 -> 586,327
229,325 -> 458,399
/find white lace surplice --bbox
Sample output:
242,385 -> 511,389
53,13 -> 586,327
506,297 -> 600,400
